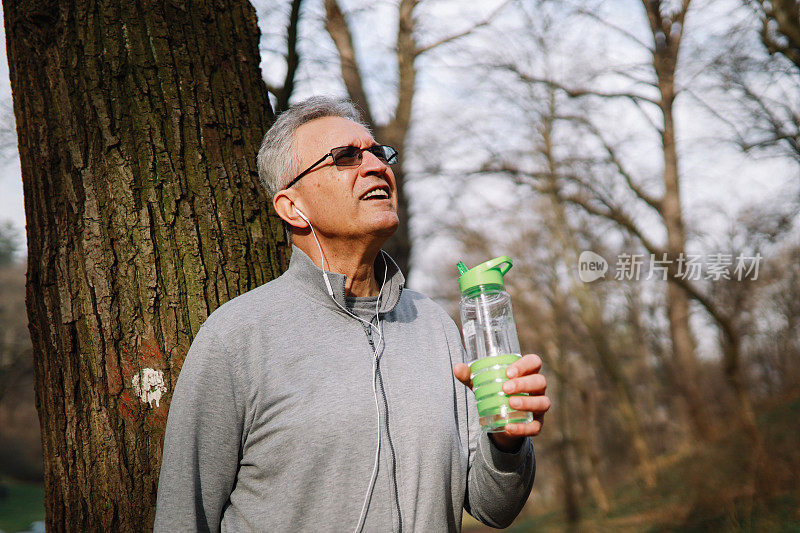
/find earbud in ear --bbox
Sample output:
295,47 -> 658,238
296,208 -> 309,223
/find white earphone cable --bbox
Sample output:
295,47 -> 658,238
303,216 -> 389,533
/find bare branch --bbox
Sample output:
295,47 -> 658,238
493,145 -> 738,344
566,2 -> 653,52
566,115 -> 663,211
275,0 -> 304,114
558,190 -> 738,345
682,87 -> 751,144
609,66 -> 659,90
384,0 -> 419,146
753,0 -> 800,70
324,0 -> 375,128
414,0 -> 511,56
497,63 -> 660,106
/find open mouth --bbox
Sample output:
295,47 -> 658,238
360,186 -> 392,201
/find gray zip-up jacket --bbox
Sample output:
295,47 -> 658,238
154,244 -> 535,532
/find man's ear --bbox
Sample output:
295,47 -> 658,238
273,191 -> 309,229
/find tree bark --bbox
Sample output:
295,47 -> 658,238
3,0 -> 286,529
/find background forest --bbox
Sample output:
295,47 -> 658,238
1,0 -> 799,531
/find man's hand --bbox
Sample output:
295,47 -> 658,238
453,354 -> 550,452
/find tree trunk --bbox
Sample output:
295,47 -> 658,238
324,0 -> 415,276
3,0 -> 286,529
574,293 -> 658,488
662,112 -> 714,440
721,327 -> 760,443
541,102 -> 658,488
379,150 -> 412,278
378,0 -> 416,276
545,312 -> 581,527
577,388 -> 610,514
644,0 -> 716,441
556,434 -> 581,529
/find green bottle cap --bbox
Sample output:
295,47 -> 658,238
456,256 -> 513,294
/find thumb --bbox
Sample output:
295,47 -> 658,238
453,363 -> 473,389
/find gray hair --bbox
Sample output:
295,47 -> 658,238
257,96 -> 370,195
257,96 -> 369,243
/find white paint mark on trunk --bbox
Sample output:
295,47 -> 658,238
132,368 -> 167,408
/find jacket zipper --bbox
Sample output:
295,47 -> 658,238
362,319 -> 403,533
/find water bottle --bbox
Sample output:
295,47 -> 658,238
457,256 -> 533,432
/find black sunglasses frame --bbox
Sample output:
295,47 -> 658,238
283,145 -> 398,190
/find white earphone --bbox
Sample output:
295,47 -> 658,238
295,206 -> 387,533
295,207 -> 310,224
296,208 -> 335,296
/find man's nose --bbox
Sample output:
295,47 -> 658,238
360,149 -> 390,176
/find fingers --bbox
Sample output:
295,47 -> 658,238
455,354 -> 546,394
453,363 -> 472,389
506,396 -> 550,437
508,394 -> 551,413
503,355 -> 549,438
502,373 -> 546,395
503,414 -> 546,436
454,353 -> 549,438
503,410 -> 547,437
506,353 -> 543,378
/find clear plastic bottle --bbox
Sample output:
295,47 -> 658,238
457,257 -> 533,432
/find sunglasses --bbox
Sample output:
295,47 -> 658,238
283,145 -> 399,189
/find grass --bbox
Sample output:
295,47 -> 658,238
494,482 -> 800,533
0,478 -> 44,533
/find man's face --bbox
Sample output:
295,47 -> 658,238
289,116 -> 399,240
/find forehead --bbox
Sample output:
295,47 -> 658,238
294,116 -> 375,156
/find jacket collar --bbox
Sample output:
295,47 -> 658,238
286,243 -> 405,315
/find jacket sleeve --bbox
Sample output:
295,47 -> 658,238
444,315 -> 536,528
464,414 -> 536,528
154,323 -> 246,533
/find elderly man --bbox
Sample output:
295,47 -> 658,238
154,96 -> 550,532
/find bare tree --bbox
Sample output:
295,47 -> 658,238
485,0 -> 773,442
323,0 -> 508,275
695,5 -> 800,165
413,0 -> 800,525
532,90 -> 658,487
262,0 -> 305,114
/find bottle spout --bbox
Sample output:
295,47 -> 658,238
457,256 -> 513,294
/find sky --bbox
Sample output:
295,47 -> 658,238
0,0 -> 797,267
0,2 -> 25,249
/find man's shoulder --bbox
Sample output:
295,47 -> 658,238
396,287 -> 456,324
201,271 -> 294,335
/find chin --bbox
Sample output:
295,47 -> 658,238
369,213 -> 400,237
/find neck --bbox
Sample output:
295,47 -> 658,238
294,233 -> 386,297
